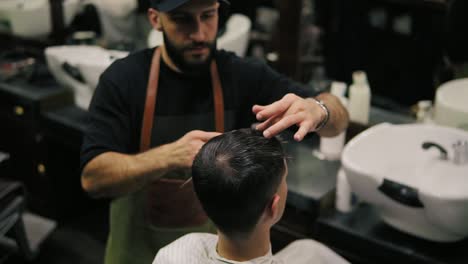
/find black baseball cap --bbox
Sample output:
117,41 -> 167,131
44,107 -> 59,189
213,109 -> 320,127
150,0 -> 229,12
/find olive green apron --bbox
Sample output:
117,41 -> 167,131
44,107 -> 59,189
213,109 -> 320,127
104,47 -> 224,264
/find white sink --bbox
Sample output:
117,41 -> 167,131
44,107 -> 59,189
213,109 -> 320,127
45,45 -> 128,109
342,123 -> 468,242
0,0 -> 81,38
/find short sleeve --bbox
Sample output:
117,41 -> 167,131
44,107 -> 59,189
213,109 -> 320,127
80,65 -> 133,171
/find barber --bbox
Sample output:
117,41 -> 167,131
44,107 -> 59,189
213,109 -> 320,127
80,0 -> 349,263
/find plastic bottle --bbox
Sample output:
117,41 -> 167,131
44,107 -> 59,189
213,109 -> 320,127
416,100 -> 433,123
319,82 -> 348,160
335,168 -> 353,213
348,71 -> 371,125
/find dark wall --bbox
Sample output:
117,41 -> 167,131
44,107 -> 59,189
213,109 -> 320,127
318,0 -> 447,107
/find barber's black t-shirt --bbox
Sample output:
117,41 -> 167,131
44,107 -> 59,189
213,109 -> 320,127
80,48 -> 316,170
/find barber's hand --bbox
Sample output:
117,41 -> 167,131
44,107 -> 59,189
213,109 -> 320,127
253,93 -> 326,142
170,130 -> 221,169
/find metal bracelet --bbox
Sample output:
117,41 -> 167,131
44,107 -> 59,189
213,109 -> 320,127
311,97 -> 330,131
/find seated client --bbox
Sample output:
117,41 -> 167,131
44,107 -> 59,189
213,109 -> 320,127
153,128 -> 349,263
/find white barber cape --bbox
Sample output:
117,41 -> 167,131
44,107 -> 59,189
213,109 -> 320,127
152,233 -> 350,264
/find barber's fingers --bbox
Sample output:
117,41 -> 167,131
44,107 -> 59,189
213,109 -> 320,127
262,113 -> 305,138
294,121 -> 314,141
199,131 -> 222,142
255,114 -> 280,132
186,130 -> 222,142
252,104 -> 266,115
253,94 -> 297,121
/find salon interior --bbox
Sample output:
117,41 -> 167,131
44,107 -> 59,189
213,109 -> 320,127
0,0 -> 467,263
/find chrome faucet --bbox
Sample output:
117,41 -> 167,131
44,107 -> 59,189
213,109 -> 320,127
422,142 -> 448,160
422,141 -> 468,165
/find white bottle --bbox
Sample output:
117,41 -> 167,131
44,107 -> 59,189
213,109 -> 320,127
416,100 -> 433,124
335,168 -> 353,213
319,82 -> 348,160
348,71 -> 371,125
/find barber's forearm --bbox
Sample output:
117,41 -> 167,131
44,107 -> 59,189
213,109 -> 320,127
81,144 -> 173,198
315,93 -> 349,137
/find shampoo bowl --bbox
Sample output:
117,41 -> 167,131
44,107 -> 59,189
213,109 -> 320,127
0,0 -> 80,38
342,123 -> 468,242
45,45 -> 128,109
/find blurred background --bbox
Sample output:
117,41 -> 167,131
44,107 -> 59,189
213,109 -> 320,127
1,0 -> 467,263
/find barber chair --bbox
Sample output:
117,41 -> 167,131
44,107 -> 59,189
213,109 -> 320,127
0,180 -> 30,260
0,155 -> 56,262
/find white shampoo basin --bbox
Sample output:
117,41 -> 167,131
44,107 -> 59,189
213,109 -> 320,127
45,45 -> 128,109
0,0 -> 80,38
342,123 -> 468,242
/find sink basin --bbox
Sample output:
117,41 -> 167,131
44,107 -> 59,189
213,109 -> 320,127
45,45 -> 128,109
342,123 -> 468,242
0,0 -> 80,38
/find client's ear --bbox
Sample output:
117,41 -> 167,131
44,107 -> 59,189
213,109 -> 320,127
269,194 -> 281,220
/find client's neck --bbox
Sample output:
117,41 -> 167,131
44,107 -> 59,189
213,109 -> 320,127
217,226 -> 271,262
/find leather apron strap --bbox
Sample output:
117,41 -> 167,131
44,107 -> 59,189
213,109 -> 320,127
140,48 -> 161,151
210,59 -> 225,133
140,47 -> 224,228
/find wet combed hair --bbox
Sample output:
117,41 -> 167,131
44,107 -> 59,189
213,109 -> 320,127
192,128 -> 286,236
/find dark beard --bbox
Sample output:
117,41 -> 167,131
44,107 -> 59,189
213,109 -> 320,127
163,33 -> 217,76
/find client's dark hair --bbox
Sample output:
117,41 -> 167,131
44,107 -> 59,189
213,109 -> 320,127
192,128 -> 286,236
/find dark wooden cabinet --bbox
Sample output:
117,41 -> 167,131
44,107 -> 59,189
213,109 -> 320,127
0,80 -> 92,221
